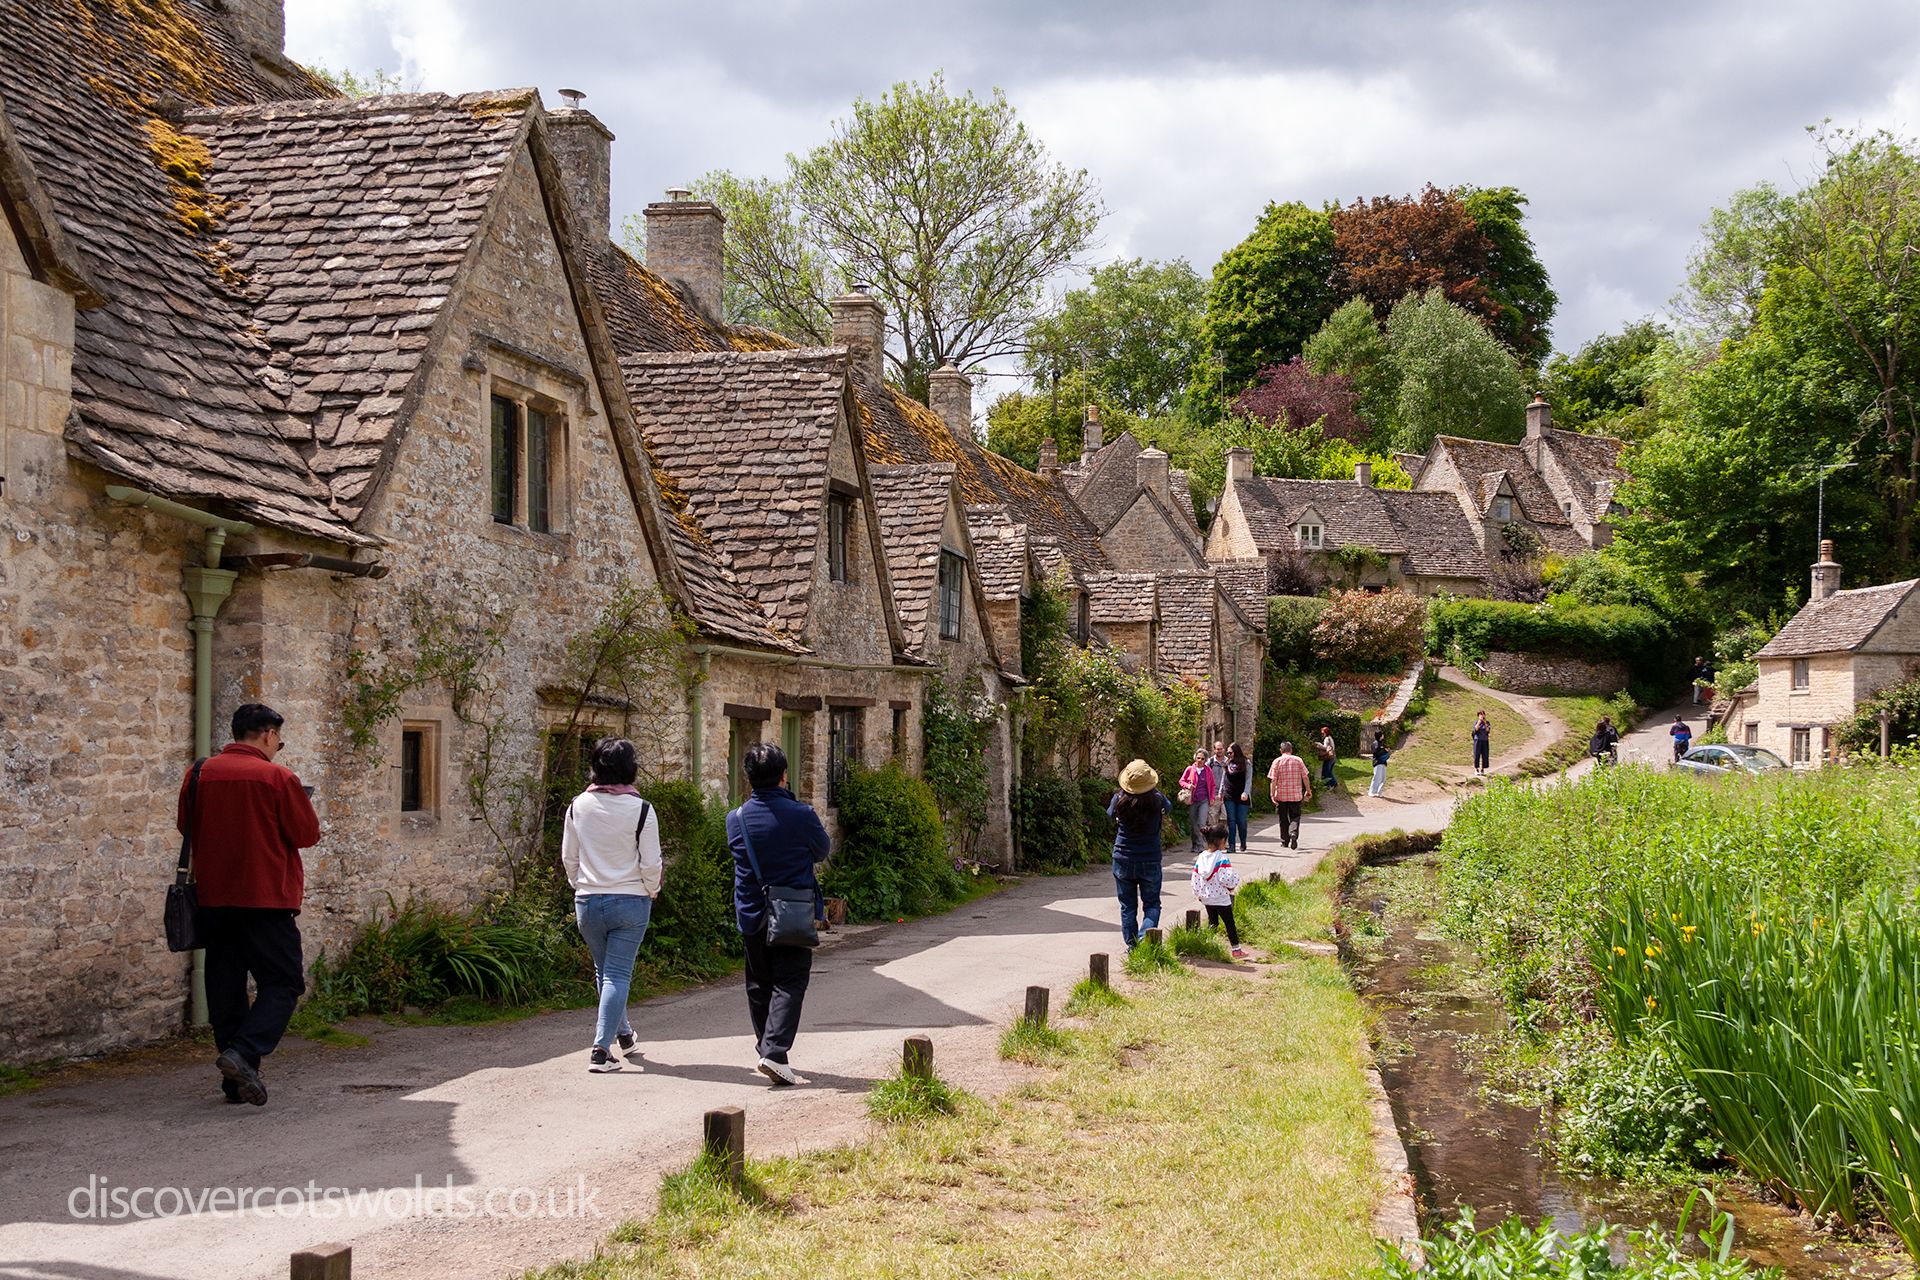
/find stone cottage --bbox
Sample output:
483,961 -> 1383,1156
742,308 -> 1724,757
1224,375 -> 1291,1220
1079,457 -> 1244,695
0,3 -> 713,1061
1722,542 -> 1920,765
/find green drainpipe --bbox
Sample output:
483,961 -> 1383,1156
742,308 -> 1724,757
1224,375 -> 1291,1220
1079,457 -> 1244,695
107,486 -> 252,1027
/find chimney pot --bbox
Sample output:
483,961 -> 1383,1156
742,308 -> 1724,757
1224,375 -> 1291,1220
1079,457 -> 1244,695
558,88 -> 585,108
1812,539 -> 1842,601
1226,446 -> 1254,486
645,193 -> 726,321
929,364 -> 974,439
1082,403 -> 1104,457
830,291 -> 887,385
1136,446 -> 1171,504
1355,460 -> 1373,487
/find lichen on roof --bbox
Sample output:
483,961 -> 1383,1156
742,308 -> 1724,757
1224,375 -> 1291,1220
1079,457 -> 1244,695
463,88 -> 537,120
141,117 -> 229,234
72,0 -> 236,108
729,325 -> 802,353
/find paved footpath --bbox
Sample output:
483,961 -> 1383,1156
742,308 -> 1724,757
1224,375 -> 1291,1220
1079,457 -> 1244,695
0,794 -> 1453,1280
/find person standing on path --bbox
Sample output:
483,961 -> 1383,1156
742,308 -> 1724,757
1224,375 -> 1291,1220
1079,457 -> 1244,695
1222,743 -> 1252,854
1107,759 -> 1173,947
727,741 -> 829,1087
1207,741 -> 1230,827
561,738 -> 662,1073
1190,823 -> 1248,959
1669,715 -> 1693,763
1267,741 -> 1312,849
1368,730 -> 1392,797
176,703 -> 320,1108
1470,711 -> 1492,776
1315,725 -> 1338,791
1177,748 -> 1216,853
1690,656 -> 1714,705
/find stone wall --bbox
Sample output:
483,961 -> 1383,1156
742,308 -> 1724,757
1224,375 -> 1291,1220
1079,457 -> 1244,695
1102,496 -> 1203,574
1474,650 -> 1628,696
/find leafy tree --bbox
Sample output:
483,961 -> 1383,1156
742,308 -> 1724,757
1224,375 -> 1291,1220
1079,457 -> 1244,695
1672,182 -> 1790,347
699,75 -> 1101,398
1458,185 -> 1558,365
1330,185 -> 1503,335
1024,258 -> 1207,416
1539,320 -> 1673,434
1383,289 -> 1526,452
1200,201 -> 1337,394
1303,296 -> 1396,431
984,372 -> 1140,470
1230,357 -> 1367,441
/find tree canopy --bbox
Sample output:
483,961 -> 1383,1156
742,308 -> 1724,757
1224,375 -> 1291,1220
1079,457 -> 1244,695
1382,289 -> 1527,452
1023,258 -> 1207,417
698,75 -> 1101,399
1230,358 -> 1368,441
1539,320 -> 1671,435
1200,201 -> 1337,395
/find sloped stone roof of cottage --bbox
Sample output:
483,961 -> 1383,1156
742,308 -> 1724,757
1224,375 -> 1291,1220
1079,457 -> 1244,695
965,505 -> 1030,602
1210,559 -> 1270,631
1428,436 -> 1587,552
1754,578 -> 1920,660
1542,428 -> 1627,511
1234,477 -> 1490,580
1068,430 -> 1201,543
588,244 -> 738,355
1154,573 -> 1218,683
1085,571 -> 1159,624
621,348 -> 848,638
868,464 -> 955,654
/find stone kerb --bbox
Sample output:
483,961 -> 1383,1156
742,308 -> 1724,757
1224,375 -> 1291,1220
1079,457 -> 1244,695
1371,659 -> 1427,734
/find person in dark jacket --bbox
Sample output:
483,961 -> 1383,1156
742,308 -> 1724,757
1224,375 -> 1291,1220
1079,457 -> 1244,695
175,703 -> 321,1107
1107,758 -> 1173,947
726,741 -> 829,1086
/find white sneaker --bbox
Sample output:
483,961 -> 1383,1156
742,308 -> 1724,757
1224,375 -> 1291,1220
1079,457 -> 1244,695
757,1057 -> 798,1086
588,1048 -> 623,1073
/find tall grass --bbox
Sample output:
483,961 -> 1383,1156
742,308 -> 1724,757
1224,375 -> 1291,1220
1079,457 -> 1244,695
1374,1197 -> 1771,1278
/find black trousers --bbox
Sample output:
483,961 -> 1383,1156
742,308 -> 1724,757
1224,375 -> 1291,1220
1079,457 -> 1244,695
1275,800 -> 1303,846
201,907 -> 304,1069
742,932 -> 812,1065
1205,904 -> 1239,946
1473,740 -> 1490,770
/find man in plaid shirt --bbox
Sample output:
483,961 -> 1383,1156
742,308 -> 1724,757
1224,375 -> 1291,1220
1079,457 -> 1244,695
1267,742 -> 1313,850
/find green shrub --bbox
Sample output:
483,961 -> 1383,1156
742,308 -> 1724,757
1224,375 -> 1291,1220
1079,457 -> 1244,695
824,761 -> 960,920
1427,597 -> 1676,688
1543,1032 -> 1721,1180
1838,670 -> 1920,754
638,781 -> 742,976
1312,588 -> 1426,673
1078,775 -> 1116,855
1373,1204 -> 1768,1279
1267,595 -> 1329,670
1017,772 -> 1089,872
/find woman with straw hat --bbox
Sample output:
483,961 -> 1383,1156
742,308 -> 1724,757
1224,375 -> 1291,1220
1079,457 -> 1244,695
1106,759 -> 1173,948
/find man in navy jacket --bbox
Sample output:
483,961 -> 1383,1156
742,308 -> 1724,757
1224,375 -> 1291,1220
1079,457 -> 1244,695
726,741 -> 829,1085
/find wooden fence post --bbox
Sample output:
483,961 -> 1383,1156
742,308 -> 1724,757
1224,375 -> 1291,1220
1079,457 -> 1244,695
1185,908 -> 1201,928
703,1106 -> 745,1193
1089,953 -> 1109,987
1024,985 -> 1050,1026
902,1034 -> 933,1079
290,1244 -> 351,1280
1145,927 -> 1163,948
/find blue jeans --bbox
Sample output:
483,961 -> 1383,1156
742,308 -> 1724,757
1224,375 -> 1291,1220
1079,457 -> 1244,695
1114,860 -> 1163,946
575,893 -> 653,1050
1223,799 -> 1249,851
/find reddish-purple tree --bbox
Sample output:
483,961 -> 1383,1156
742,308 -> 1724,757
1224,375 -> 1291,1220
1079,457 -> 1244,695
1231,357 -> 1368,441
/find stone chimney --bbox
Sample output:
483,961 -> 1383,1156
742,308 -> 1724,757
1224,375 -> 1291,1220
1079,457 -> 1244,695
220,0 -> 304,89
1811,539 -> 1842,601
830,286 -> 886,386
1355,459 -> 1373,488
1082,403 -> 1104,457
644,188 -> 726,323
1038,438 -> 1059,478
1225,446 -> 1254,487
1525,393 -> 1551,467
546,91 -> 615,245
928,365 -> 973,438
1136,446 -> 1170,504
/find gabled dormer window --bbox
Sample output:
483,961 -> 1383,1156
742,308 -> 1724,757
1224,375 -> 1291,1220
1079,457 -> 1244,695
1296,523 -> 1323,550
1492,496 -> 1513,522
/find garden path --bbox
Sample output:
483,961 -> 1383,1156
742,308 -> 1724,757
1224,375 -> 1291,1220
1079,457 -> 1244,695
0,798 -> 1449,1280
1434,664 -> 1565,775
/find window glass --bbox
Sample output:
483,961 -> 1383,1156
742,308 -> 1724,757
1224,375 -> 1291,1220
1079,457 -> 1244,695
1745,722 -> 1759,746
728,717 -> 757,806
1297,523 -> 1322,549
781,712 -> 808,801
400,729 -> 425,812
490,396 -> 518,524
828,707 -> 862,803
1493,496 -> 1512,521
526,406 -> 550,533
827,495 -> 851,582
1791,659 -> 1810,690
937,551 -> 964,640
1791,728 -> 1811,764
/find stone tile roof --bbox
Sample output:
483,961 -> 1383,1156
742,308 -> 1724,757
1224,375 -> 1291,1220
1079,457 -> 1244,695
1084,572 -> 1158,624
1030,535 -> 1082,589
966,505 -> 1029,602
0,0 -> 376,541
185,92 -> 527,517
1210,559 -> 1270,631
1429,435 -> 1585,551
587,244 -> 737,356
1755,579 -> 1920,660
1233,477 -> 1490,580
1154,573 -> 1218,683
1542,428 -> 1626,512
868,464 -> 955,654
1393,451 -> 1425,476
621,348 -> 848,638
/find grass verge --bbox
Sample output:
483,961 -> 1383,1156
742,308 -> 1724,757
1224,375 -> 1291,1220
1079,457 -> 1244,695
1166,921 -> 1232,961
1122,935 -> 1181,976
1062,978 -> 1127,1016
997,1015 -> 1072,1063
1387,678 -> 1532,785
867,1070 -> 967,1123
1518,690 -> 1642,775
528,947 -> 1380,1278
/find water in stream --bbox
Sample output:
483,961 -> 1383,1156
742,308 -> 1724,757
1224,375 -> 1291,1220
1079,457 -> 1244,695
1346,852 -> 1911,1279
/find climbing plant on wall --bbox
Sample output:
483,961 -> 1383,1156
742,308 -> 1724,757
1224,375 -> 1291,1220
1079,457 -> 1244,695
921,673 -> 998,854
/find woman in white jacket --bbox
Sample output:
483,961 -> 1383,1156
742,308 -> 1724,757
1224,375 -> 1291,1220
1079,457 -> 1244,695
561,738 -> 663,1073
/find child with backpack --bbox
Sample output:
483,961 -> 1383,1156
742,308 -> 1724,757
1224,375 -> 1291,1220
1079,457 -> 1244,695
1190,823 -> 1248,960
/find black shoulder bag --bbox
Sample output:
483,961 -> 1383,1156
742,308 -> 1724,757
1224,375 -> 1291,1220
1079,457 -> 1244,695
165,758 -> 207,953
732,806 -> 819,949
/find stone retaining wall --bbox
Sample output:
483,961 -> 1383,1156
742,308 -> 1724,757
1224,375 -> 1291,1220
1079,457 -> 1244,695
1474,650 -> 1628,695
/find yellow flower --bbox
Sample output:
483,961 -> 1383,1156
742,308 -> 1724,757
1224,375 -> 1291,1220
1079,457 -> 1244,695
1644,944 -> 1662,958
1681,925 -> 1698,942
1751,919 -> 1765,937
1614,946 -> 1628,957
1646,995 -> 1659,1010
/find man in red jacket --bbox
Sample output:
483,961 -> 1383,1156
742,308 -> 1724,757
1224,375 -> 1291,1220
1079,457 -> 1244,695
177,703 -> 321,1107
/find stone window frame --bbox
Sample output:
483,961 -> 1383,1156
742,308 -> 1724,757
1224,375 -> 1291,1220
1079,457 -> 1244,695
827,706 -> 863,805
1745,722 -> 1759,746
936,549 -> 965,642
1790,658 -> 1810,691
476,341 -> 586,548
780,711 -> 810,803
1296,522 -> 1323,550
395,716 -> 444,825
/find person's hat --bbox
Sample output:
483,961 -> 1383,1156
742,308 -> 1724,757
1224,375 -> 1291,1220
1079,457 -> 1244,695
1119,759 -> 1160,795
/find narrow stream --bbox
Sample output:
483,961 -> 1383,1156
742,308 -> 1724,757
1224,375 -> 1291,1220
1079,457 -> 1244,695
1346,851 -> 1910,1279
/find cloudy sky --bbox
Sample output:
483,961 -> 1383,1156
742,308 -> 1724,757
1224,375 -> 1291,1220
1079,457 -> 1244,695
286,0 -> 1920,366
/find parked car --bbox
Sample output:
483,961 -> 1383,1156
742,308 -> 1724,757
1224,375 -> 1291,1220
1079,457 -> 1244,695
1674,744 -> 1789,777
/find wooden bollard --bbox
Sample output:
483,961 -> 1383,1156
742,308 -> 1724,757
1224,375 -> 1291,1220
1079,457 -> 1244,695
902,1034 -> 933,1079
1089,952 -> 1109,987
290,1244 -> 351,1280
1185,908 -> 1201,928
1268,871 -> 1282,883
703,1105 -> 745,1192
1024,985 -> 1050,1026
1145,927 -> 1163,948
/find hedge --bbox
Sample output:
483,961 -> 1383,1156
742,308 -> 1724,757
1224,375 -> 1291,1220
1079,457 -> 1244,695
1426,598 -> 1676,687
